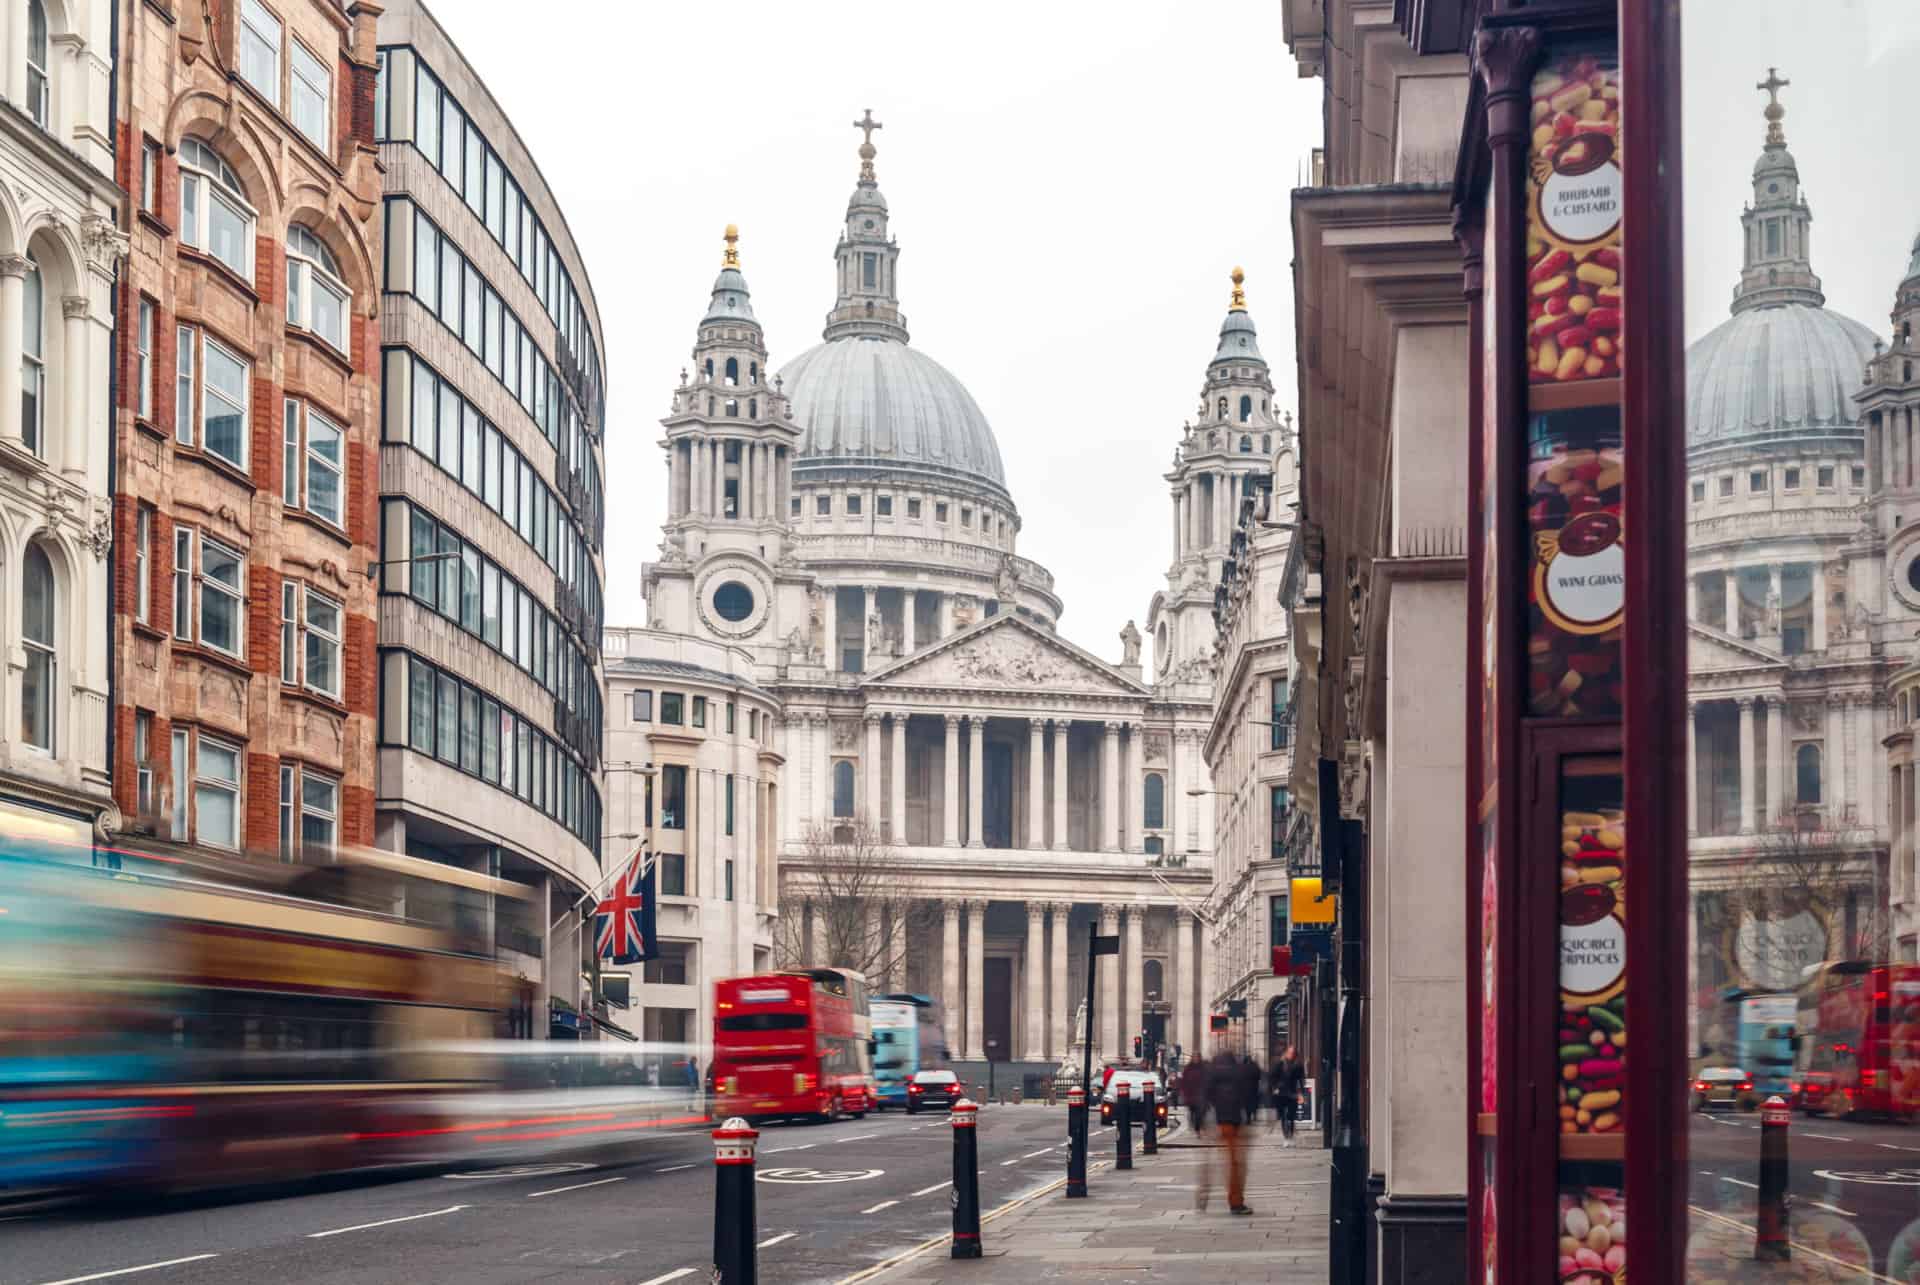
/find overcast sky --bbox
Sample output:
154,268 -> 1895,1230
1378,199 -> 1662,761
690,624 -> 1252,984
444,1 -> 1324,670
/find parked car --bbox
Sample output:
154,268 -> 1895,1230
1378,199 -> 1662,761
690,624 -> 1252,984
906,1069 -> 963,1114
1691,1066 -> 1757,1112
1099,1070 -> 1169,1127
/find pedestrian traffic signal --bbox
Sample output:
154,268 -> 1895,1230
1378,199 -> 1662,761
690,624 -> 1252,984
1133,1035 -> 1142,1058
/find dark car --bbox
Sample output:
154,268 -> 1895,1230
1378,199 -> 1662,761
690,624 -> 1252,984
1691,1066 -> 1756,1112
906,1069 -> 963,1114
1099,1071 -> 1169,1127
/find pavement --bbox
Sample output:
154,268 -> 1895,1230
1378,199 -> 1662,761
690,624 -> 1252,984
868,1119 -> 1329,1284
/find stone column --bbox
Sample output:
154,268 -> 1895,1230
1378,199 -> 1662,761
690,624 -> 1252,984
1122,905 -> 1144,1056
1050,719 -> 1070,851
1681,703 -> 1697,833
714,441 -> 726,516
942,714 -> 961,846
1811,564 -> 1828,651
1171,489 -> 1184,561
1767,563 -> 1784,644
1828,697 -> 1850,823
1176,909 -> 1196,1056
1723,567 -> 1739,634
60,296 -> 88,468
1125,723 -> 1145,852
965,899 -> 987,1061
1099,904 -> 1121,1059
939,592 -> 954,639
1027,719 -> 1046,849
687,436 -> 704,516
0,256 -> 31,452
1765,695 -> 1786,829
967,715 -> 986,848
890,712 -> 908,844
904,589 -> 918,653
1172,730 -> 1188,856
1101,722 -> 1122,852
1687,574 -> 1698,623
1737,697 -> 1757,833
863,713 -> 883,829
822,586 -> 837,673
1025,904 -> 1045,1059
1049,902 -> 1070,1058
942,901 -> 962,1056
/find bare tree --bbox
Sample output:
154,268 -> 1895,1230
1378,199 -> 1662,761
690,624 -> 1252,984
774,820 -> 939,986
1714,813 -> 1889,989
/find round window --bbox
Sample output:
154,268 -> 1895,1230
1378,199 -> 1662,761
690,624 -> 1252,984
1906,559 -> 1920,596
714,581 -> 756,622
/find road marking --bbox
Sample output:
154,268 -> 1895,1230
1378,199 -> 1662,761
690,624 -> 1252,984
307,1205 -> 467,1238
529,1176 -> 627,1198
1690,1205 -> 1897,1284
1721,1177 -> 1758,1190
862,1200 -> 899,1214
910,1179 -> 952,1197
758,1232 -> 797,1248
655,1163 -> 696,1172
1878,1143 -> 1920,1152
1807,1200 -> 1857,1217
766,1143 -> 816,1153
36,1257 -> 221,1285
1801,1132 -> 1852,1142
1022,1148 -> 1054,1159
835,1132 -> 878,1143
636,1270 -> 699,1285
1000,1156 -> 1023,1166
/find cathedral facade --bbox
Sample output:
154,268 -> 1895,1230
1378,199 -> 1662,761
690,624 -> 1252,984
625,121 -> 1226,1075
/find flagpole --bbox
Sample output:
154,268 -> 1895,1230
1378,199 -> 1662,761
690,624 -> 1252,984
548,841 -> 653,938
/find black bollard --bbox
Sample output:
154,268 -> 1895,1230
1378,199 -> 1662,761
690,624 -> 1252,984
1066,1085 -> 1088,1198
1114,1081 -> 1133,1170
951,1098 -> 982,1259
712,1116 -> 759,1285
1142,1082 -> 1158,1155
1755,1095 -> 1790,1262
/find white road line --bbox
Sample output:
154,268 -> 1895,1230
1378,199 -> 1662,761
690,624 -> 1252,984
766,1143 -> 816,1153
1801,1132 -> 1852,1142
910,1180 -> 952,1197
36,1257 -> 221,1285
529,1176 -> 627,1198
862,1200 -> 900,1214
758,1232 -> 797,1248
1807,1200 -> 1858,1217
1021,1148 -> 1054,1159
655,1163 -> 697,1172
835,1132 -> 878,1143
636,1270 -> 698,1285
307,1204 -> 467,1239
1722,1177 -> 1759,1190
1000,1156 -> 1023,1166
1878,1143 -> 1920,1152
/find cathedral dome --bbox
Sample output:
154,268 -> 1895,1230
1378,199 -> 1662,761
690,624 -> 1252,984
1686,303 -> 1879,447
779,336 -> 1010,501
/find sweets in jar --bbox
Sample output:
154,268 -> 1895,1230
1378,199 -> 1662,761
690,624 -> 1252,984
1526,55 -> 1624,386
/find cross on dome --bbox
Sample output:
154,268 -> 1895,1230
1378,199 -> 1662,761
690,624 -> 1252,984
1758,67 -> 1790,146
853,108 -> 883,181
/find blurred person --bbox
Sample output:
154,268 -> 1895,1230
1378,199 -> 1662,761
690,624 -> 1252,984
1270,1046 -> 1305,1146
685,1056 -> 700,1094
1179,1054 -> 1209,1136
1199,1048 -> 1254,1214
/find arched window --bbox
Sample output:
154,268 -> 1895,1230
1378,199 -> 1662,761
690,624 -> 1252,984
26,0 -> 49,127
748,399 -> 757,419
1239,394 -> 1253,422
749,362 -> 759,384
179,137 -> 255,279
1796,743 -> 1822,804
1217,397 -> 1228,419
725,399 -> 739,418
1143,959 -> 1164,1001
703,358 -> 714,380
21,254 -> 44,456
833,761 -> 855,818
1262,434 -> 1272,453
724,357 -> 739,387
286,225 -> 348,352
1143,772 -> 1165,829
1240,435 -> 1253,453
21,545 -> 54,751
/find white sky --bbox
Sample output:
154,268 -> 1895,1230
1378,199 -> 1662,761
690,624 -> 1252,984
444,0 -> 1324,669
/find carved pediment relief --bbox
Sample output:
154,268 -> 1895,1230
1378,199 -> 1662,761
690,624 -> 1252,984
1687,623 -> 1782,674
871,618 -> 1143,696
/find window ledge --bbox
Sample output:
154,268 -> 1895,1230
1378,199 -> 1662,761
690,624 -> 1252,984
284,506 -> 354,551
281,683 -> 350,720
175,443 -> 258,493
134,416 -> 168,441
173,640 -> 254,683
177,245 -> 260,304
130,620 -> 168,643
136,209 -> 173,239
287,326 -> 356,377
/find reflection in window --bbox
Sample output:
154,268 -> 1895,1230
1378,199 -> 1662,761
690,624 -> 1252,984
1796,743 -> 1821,805
833,760 -> 855,818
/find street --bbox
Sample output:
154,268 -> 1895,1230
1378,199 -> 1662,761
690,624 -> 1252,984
1689,1108 -> 1920,1273
0,1106 -> 1092,1285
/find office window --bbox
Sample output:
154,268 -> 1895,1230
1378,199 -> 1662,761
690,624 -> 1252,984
631,690 -> 652,722
661,692 -> 684,725
178,138 -> 254,279
661,764 -> 687,830
816,495 -> 831,516
238,0 -> 281,105
197,534 -> 244,656
1270,677 -> 1290,750
693,696 -> 707,728
25,0 -> 48,126
136,299 -> 154,420
286,225 -> 348,351
726,702 -> 737,734
302,588 -> 343,699
725,774 -> 735,836
1270,785 -> 1290,859
134,507 -> 152,624
194,737 -> 242,849
289,39 -> 330,148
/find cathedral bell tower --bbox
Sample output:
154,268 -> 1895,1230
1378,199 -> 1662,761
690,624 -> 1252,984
1732,69 -> 1825,315
823,109 -> 910,344
660,226 -> 803,556
1150,267 -> 1285,686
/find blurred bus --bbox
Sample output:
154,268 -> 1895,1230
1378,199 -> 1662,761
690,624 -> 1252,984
0,838 -> 512,1198
871,993 -> 947,1109
1792,960 -> 1920,1120
711,970 -> 873,1123
1729,990 -> 1797,1099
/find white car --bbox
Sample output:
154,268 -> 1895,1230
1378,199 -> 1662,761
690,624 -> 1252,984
1099,1070 -> 1168,1127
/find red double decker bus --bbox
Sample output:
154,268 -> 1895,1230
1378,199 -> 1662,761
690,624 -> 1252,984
1792,960 -> 1920,1120
713,969 -> 872,1124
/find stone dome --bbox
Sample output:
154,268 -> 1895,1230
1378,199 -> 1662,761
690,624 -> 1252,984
779,335 -> 1011,503
1686,302 -> 1879,448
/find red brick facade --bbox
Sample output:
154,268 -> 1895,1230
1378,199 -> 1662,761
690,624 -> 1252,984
111,0 -> 384,853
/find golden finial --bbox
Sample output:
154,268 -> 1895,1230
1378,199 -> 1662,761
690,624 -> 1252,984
853,108 -> 883,182
722,224 -> 740,268
1229,265 -> 1247,312
1758,67 -> 1790,147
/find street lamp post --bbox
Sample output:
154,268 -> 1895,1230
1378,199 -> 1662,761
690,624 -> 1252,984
985,1038 -> 997,1103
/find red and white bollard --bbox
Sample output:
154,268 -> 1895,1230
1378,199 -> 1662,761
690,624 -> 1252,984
1755,1095 -> 1790,1262
713,1116 -> 759,1284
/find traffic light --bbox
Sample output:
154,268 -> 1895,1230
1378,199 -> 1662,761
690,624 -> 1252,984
1133,1034 -> 1142,1058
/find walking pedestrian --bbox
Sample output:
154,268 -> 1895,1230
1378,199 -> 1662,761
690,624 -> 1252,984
1201,1049 -> 1254,1215
1270,1046 -> 1305,1146
1179,1054 -> 1208,1137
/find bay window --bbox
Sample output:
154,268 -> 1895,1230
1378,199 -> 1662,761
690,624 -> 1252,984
286,225 -> 348,351
134,506 -> 152,624
283,398 -> 343,526
137,299 -> 153,421
289,39 -> 329,149
303,587 -> 342,699
179,138 -> 254,280
174,530 -> 245,657
175,327 -> 250,469
194,736 -> 242,849
280,763 -> 337,856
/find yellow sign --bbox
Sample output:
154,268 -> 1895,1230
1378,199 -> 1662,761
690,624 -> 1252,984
1291,878 -> 1336,925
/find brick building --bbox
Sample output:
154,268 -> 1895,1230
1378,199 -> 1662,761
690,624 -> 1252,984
110,0 -> 384,855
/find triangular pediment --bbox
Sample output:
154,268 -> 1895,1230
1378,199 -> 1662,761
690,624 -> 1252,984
1688,622 -> 1785,674
864,615 -> 1148,697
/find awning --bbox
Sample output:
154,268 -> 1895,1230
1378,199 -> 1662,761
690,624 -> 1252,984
593,1015 -> 637,1043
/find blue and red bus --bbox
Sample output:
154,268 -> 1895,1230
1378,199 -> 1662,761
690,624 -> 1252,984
712,969 -> 873,1123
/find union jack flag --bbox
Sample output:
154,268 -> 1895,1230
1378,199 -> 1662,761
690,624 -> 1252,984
593,848 -> 657,965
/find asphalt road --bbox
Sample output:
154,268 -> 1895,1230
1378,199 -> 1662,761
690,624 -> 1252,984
1690,1107 -> 1920,1273
0,1105 -> 1099,1285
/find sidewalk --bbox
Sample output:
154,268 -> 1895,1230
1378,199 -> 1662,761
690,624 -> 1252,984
872,1122 -> 1330,1283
